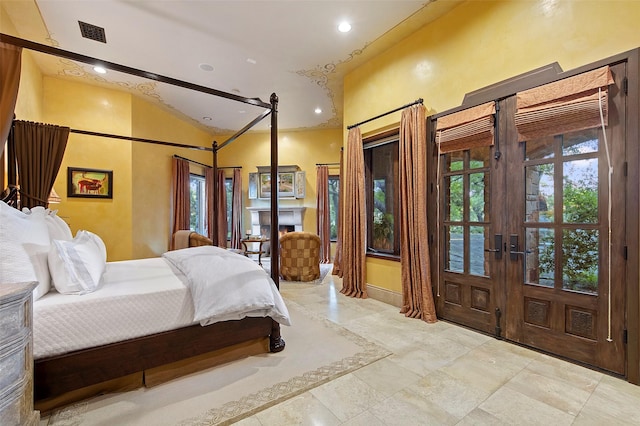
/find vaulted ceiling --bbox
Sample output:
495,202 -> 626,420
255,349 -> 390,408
2,0 -> 461,133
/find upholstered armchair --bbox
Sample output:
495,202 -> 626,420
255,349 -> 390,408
172,230 -> 213,250
279,231 -> 321,281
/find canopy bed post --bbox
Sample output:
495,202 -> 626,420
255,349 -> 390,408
268,92 -> 284,353
212,141 -> 219,246
269,93 -> 280,287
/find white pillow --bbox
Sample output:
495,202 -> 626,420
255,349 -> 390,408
45,209 -> 73,241
49,230 -> 107,295
1,202 -> 51,300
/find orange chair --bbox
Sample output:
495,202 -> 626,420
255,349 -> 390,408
279,232 -> 321,281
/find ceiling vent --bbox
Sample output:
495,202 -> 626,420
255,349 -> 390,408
78,21 -> 106,43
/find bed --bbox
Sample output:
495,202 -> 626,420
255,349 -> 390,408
0,201 -> 290,412
0,33 -> 287,413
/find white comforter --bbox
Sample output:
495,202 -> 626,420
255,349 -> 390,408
162,245 -> 291,326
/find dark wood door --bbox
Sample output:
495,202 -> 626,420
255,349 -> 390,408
437,145 -> 505,335
503,62 -> 627,374
437,62 -> 627,374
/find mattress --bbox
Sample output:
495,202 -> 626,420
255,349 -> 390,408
33,257 -> 195,359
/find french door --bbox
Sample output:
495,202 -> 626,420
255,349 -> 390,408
436,62 -> 627,374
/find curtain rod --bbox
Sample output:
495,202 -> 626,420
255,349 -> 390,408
316,162 -> 340,166
347,98 -> 423,130
70,128 -> 213,151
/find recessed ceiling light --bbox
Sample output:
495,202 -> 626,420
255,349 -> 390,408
338,22 -> 351,33
203,116 -> 212,121
239,110 -> 246,114
199,63 -> 214,72
315,107 -> 322,114
93,66 -> 107,74
247,58 -> 257,64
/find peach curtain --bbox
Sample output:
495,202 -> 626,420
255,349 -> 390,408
170,157 -> 190,250
340,127 -> 367,298
230,168 -> 243,250
13,121 -> 69,209
399,105 -> 437,323
332,149 -> 344,277
1,43 -> 21,152
316,165 -> 331,263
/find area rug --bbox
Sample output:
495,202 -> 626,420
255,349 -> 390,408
44,299 -> 390,426
262,260 -> 333,284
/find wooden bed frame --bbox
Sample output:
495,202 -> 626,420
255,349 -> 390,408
1,33 -> 286,412
30,232 -> 286,412
34,317 -> 284,412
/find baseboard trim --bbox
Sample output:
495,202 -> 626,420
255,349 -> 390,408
366,284 -> 402,308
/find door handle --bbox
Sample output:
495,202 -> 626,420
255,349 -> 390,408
509,234 -> 530,260
484,234 -> 502,260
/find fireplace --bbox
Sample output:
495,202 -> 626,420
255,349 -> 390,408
246,206 -> 305,236
260,224 -> 295,238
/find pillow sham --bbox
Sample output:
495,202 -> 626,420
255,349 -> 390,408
0,202 -> 50,300
45,209 -> 73,241
49,230 -> 107,295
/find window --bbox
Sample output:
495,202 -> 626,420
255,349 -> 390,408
364,133 -> 399,256
328,174 -> 340,241
190,174 -> 206,235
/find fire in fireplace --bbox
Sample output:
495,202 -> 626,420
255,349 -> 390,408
261,225 -> 295,238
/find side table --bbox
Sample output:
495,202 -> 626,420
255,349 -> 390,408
241,237 -> 270,266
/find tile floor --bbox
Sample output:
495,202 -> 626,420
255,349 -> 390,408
236,274 -> 640,425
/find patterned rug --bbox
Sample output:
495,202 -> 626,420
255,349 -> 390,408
44,299 -> 390,426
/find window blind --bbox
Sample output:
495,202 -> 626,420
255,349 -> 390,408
435,101 -> 496,154
515,65 -> 614,141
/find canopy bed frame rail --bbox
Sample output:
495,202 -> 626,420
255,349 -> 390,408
1,33 -> 285,408
0,32 -> 281,282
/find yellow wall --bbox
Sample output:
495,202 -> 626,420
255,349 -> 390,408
3,3 -> 43,122
130,96 -> 213,259
18,73 -> 339,261
217,128 -> 343,235
43,77 -> 133,261
344,0 -> 640,293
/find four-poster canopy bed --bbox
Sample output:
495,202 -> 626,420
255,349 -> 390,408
0,33 -> 286,412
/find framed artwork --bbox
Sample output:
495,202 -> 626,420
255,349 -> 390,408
295,171 -> 306,199
67,167 -> 113,199
259,172 -> 296,199
248,172 -> 258,199
278,172 -> 295,198
259,173 -> 272,199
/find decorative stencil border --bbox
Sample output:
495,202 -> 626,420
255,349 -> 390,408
180,300 -> 391,425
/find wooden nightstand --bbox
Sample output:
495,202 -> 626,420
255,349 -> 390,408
0,282 -> 40,426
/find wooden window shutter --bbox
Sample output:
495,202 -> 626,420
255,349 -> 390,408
435,102 -> 496,154
515,65 -> 614,142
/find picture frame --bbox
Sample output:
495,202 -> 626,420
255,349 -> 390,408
259,172 -> 296,199
67,167 -> 113,199
248,172 -> 258,199
278,172 -> 295,198
259,173 -> 271,199
295,171 -> 306,199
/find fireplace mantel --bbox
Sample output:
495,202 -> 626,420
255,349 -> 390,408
246,206 -> 306,234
